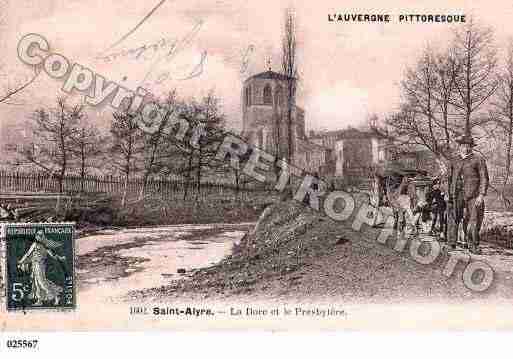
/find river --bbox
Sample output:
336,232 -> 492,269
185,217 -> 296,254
76,223 -> 253,302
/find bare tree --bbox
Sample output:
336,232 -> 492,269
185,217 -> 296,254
386,22 -> 498,165
394,45 -> 466,157
490,39 -> 513,203
21,97 -> 84,192
110,109 -> 143,206
452,20 -> 498,134
154,102 -> 197,200
386,49 -> 451,162
400,46 -> 440,154
281,7 -> 298,166
178,91 -> 226,200
434,51 -> 462,145
139,91 -> 179,199
70,123 -> 103,193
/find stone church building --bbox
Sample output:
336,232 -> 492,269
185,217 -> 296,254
241,69 -> 386,179
241,69 -> 334,175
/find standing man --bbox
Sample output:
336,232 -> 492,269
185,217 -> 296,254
450,134 -> 489,254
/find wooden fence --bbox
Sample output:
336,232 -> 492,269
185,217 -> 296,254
0,171 -> 273,202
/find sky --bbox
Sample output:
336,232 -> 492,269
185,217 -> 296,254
2,0 -> 513,136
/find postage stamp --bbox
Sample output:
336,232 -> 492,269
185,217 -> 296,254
4,223 -> 75,311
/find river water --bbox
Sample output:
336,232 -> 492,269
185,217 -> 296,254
76,223 -> 253,302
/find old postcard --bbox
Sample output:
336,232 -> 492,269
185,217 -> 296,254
0,0 -> 513,334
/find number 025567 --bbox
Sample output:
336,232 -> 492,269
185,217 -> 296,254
5,339 -> 39,349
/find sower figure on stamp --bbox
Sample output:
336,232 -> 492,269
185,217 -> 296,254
449,134 -> 489,254
17,230 -> 66,306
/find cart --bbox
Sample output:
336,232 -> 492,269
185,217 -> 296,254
369,161 -> 434,229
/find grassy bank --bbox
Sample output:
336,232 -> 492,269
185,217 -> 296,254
62,194 -> 276,229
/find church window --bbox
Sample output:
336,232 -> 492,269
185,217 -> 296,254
274,85 -> 283,106
245,86 -> 252,106
263,84 -> 272,105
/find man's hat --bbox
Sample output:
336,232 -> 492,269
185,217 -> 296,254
455,133 -> 476,146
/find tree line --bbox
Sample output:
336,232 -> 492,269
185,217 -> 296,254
12,6 -> 303,204
18,91 -> 252,205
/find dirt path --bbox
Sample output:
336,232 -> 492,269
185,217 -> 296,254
256,226 -> 513,304
258,225 -> 513,304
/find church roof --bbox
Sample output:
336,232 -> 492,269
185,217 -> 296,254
245,70 -> 294,82
309,127 -> 386,140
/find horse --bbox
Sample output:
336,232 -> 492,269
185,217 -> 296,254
370,171 -> 431,237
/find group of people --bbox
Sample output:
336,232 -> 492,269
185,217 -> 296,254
423,133 -> 489,254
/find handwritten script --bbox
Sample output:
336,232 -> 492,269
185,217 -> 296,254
96,19 -> 206,86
